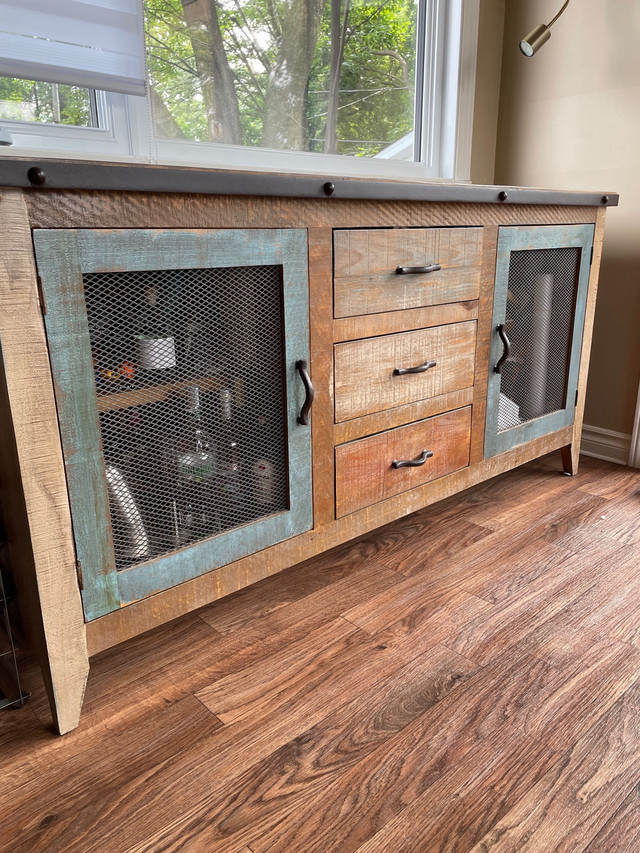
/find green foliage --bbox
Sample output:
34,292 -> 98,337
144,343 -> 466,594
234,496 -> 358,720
145,0 -> 208,140
145,0 -> 416,156
0,0 -> 418,156
310,0 -> 416,155
0,78 -> 92,126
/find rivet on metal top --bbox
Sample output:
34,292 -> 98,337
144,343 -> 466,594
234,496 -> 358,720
27,166 -> 46,186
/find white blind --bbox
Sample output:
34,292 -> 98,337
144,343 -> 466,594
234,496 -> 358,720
0,0 -> 146,96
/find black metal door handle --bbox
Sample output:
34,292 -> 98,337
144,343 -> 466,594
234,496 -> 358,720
295,360 -> 314,425
495,324 -> 511,374
392,449 -> 433,469
396,264 -> 442,275
393,360 -> 437,376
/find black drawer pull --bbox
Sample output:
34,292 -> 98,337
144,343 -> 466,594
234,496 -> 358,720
393,360 -> 437,376
295,360 -> 314,425
396,264 -> 442,275
392,449 -> 434,469
495,324 -> 511,374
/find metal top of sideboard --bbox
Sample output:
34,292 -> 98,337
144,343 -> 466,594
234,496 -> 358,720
0,157 -> 619,207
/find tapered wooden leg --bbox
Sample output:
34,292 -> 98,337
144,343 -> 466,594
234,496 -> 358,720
560,443 -> 579,476
560,209 -> 606,480
0,190 -> 89,733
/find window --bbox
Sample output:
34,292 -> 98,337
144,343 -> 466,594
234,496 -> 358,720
0,79 -> 97,127
0,0 -> 478,180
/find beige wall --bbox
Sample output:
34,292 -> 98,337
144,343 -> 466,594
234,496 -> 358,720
470,0 -> 505,185
494,0 -> 640,435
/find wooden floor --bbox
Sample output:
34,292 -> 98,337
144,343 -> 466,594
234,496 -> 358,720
2,454 -> 640,852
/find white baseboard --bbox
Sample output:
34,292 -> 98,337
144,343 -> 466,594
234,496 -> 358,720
580,424 -> 631,465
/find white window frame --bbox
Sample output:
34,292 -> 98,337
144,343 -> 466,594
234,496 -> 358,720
0,0 -> 479,181
0,90 -> 150,161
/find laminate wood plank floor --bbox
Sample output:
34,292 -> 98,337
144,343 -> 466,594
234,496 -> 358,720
2,454 -> 640,853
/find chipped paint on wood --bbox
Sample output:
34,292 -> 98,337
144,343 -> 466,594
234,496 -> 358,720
484,224 -> 595,458
34,229 -> 120,621
34,228 -> 312,619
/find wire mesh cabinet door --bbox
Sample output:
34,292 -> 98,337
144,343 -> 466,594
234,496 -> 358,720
485,224 -> 594,459
34,229 -> 312,621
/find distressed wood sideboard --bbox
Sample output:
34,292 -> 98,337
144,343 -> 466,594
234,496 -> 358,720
0,160 -> 617,732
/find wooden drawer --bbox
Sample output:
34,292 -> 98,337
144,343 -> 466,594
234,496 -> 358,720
335,407 -> 471,517
333,227 -> 482,318
334,320 -> 476,422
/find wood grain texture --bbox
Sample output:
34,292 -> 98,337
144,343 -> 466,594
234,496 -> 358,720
564,207 -> 608,474
128,644 -> 478,853
571,453 -> 640,500
470,223 -> 499,465
197,537 -> 401,635
4,456 -> 640,853
333,386 -> 474,445
441,535 -> 626,667
333,227 -> 483,317
24,191 -> 600,231
335,407 -> 471,517
334,320 -> 476,422
333,299 -> 478,343
583,784 -> 640,853
352,730 -> 559,853
86,424 -> 574,653
194,616 -> 362,723
247,651 -> 564,853
307,227 -> 336,527
468,682 -> 640,853
4,695 -> 222,853
0,190 -> 88,734
34,229 -> 120,620
2,186 -> 605,671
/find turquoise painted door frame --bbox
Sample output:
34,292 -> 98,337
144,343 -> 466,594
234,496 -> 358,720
485,224 -> 595,459
34,228 -> 313,621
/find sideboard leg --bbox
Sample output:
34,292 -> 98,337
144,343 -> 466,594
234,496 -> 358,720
38,618 -> 89,735
560,443 -> 579,476
0,190 -> 89,734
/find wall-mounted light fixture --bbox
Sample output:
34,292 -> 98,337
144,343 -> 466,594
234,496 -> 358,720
520,0 -> 571,57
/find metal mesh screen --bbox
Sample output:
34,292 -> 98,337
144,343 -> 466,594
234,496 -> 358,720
83,265 -> 289,571
497,247 -> 580,433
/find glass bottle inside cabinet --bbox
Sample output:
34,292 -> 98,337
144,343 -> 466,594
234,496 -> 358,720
171,384 -> 219,547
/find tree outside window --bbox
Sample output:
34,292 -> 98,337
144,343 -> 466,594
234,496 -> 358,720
145,0 -> 418,159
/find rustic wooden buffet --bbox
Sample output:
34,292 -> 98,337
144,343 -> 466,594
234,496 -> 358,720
0,160 -> 617,733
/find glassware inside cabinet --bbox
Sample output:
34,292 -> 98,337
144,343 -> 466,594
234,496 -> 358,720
85,264 -> 291,571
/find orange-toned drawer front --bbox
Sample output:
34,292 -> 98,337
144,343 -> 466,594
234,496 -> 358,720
334,320 -> 476,422
335,407 -> 472,517
333,227 -> 482,318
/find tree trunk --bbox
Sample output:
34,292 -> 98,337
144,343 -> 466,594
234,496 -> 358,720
261,0 -> 326,151
324,0 -> 349,155
181,0 -> 242,145
149,87 -> 186,139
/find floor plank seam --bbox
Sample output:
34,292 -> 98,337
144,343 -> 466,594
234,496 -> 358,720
607,632 -> 640,653
340,614 -> 371,633
192,693 -> 224,724
194,610 -> 228,636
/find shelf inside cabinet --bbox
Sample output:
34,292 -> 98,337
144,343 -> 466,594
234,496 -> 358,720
95,375 -> 223,413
